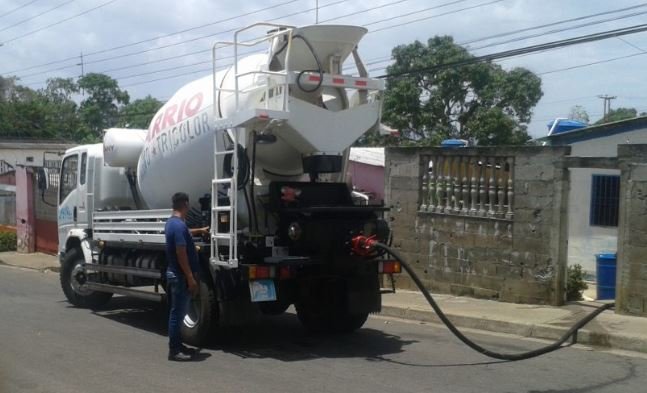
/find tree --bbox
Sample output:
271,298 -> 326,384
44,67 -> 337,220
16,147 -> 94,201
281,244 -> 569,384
568,105 -> 589,124
117,95 -> 164,129
78,73 -> 130,140
595,107 -> 637,125
378,36 -> 543,146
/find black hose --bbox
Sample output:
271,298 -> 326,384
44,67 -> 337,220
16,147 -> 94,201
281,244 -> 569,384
375,242 -> 615,361
293,34 -> 324,93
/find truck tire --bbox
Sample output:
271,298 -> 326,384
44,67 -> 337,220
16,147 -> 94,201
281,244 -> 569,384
181,278 -> 218,347
60,248 -> 113,309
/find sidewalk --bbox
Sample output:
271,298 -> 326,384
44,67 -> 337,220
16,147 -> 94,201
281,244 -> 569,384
381,290 -> 647,354
0,251 -> 60,272
3,251 -> 647,355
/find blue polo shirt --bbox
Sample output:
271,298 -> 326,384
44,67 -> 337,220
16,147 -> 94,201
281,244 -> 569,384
165,216 -> 200,277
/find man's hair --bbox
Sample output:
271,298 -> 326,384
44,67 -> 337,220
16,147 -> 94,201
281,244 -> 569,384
172,192 -> 189,210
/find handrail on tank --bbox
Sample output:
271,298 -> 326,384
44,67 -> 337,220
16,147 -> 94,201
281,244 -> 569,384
232,23 -> 294,112
212,25 -> 294,115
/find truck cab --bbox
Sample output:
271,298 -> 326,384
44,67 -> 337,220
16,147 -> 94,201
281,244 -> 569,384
57,144 -> 136,262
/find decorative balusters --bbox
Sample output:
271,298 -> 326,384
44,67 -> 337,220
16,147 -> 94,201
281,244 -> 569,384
436,155 -> 445,213
470,157 -> 478,216
497,177 -> 505,217
487,157 -> 496,217
478,157 -> 487,217
462,158 -> 470,215
417,153 -> 515,220
428,156 -> 436,212
420,156 -> 428,211
418,156 -> 429,212
443,156 -> 452,214
506,157 -> 514,220
453,156 -> 461,213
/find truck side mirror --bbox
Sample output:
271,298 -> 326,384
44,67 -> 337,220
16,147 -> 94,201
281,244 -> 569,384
36,167 -> 49,191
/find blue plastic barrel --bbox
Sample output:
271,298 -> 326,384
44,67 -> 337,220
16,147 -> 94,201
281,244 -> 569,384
596,253 -> 617,300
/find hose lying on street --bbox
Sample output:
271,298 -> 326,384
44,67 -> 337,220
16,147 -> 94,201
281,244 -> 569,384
374,242 -> 615,362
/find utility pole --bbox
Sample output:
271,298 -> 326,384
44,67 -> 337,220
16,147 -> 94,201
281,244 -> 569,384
598,94 -> 617,121
77,52 -> 85,96
315,0 -> 319,24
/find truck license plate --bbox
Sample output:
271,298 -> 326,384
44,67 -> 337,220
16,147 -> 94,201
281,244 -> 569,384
249,280 -> 277,302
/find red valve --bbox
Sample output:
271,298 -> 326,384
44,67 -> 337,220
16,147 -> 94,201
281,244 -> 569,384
350,235 -> 378,257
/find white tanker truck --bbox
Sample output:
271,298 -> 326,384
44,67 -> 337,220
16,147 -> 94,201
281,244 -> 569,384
55,23 -> 400,345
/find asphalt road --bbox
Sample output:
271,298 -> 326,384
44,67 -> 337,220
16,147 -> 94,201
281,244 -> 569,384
2,265 -> 647,393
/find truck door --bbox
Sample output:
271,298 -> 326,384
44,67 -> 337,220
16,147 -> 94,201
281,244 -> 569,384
76,152 -> 89,224
57,152 -> 80,253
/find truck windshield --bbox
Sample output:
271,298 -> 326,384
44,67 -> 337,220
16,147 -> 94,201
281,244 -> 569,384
59,154 -> 78,204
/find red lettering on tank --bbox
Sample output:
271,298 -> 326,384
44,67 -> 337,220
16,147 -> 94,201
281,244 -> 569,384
162,104 -> 178,129
176,99 -> 187,123
148,114 -> 163,141
185,92 -> 203,117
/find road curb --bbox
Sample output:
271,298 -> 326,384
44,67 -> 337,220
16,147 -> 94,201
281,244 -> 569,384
0,258 -> 60,273
379,305 -> 647,355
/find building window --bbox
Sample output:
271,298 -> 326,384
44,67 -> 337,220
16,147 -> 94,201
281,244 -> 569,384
590,175 -> 620,227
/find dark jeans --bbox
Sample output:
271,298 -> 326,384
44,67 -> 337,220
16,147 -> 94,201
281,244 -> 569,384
167,272 -> 190,353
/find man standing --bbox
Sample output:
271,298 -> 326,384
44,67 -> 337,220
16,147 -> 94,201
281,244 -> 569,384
165,192 -> 208,361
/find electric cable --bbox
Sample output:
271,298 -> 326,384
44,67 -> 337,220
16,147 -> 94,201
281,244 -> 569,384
0,0 -> 43,19
0,0 -> 119,46
372,241 -> 615,361
0,0 -> 75,34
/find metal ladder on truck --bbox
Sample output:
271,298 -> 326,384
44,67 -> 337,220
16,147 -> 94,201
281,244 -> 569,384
209,23 -> 294,268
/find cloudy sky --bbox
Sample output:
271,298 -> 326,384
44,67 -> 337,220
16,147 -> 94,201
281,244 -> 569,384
2,0 -> 647,138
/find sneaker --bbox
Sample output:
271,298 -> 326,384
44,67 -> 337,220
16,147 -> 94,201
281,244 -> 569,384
180,345 -> 197,355
168,351 -> 193,361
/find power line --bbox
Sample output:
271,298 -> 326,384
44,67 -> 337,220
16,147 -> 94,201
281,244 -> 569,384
538,51 -> 647,76
347,2 -> 647,70
78,0 -> 299,58
319,0 -> 413,23
460,2 -> 647,46
468,6 -> 647,51
376,22 -> 647,79
14,0 -> 418,82
3,0 -> 331,76
368,0 -> 504,33
0,0 -> 43,19
0,0 -> 75,34
111,0 -> 501,87
0,0 -> 119,46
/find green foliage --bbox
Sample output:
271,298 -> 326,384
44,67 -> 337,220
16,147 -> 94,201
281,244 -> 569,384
0,74 -> 162,142
566,264 -> 589,301
594,107 -> 638,125
117,95 -> 163,129
78,73 -> 130,141
378,36 -> 542,147
568,105 -> 590,124
0,231 -> 17,252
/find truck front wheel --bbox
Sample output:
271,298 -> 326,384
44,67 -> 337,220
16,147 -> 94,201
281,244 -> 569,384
60,248 -> 113,309
180,279 -> 218,347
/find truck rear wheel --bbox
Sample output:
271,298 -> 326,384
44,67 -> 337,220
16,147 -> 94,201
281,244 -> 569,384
180,278 -> 218,347
60,248 -> 113,309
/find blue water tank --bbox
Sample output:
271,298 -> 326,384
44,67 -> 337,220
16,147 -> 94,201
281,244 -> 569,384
440,139 -> 468,148
547,119 -> 588,135
596,253 -> 617,300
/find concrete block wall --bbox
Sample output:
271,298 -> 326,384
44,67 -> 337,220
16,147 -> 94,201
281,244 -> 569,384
386,146 -> 571,305
616,144 -> 647,316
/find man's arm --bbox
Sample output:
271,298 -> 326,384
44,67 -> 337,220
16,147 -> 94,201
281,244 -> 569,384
189,226 -> 209,236
175,245 -> 198,295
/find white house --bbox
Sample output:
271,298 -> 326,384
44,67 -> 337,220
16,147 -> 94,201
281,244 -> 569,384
542,116 -> 647,277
